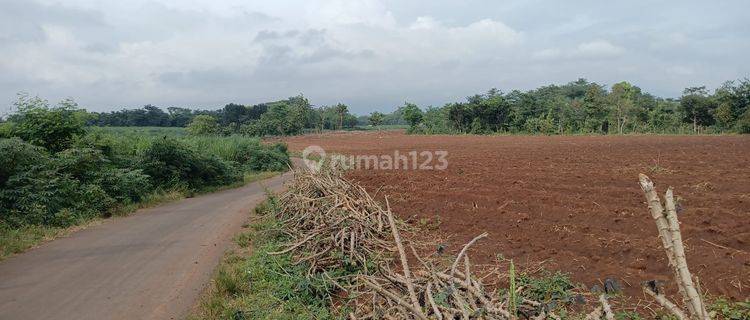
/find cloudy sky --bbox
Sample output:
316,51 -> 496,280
1,0 -> 748,114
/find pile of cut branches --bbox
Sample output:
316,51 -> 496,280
269,166 -> 396,275
270,166 -> 555,319
352,224 -> 546,319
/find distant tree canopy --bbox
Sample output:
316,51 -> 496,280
82,95 -> 360,136
17,77 -> 749,137
401,78 -> 750,135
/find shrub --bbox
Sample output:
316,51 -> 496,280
139,138 -> 241,189
186,115 -> 220,135
737,108 -> 750,134
0,138 -> 48,185
95,168 -> 151,203
0,164 -> 109,227
55,148 -> 109,182
231,142 -> 290,172
10,95 -> 86,152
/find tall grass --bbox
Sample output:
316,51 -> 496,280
86,127 -> 282,165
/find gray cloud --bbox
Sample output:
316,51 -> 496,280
0,0 -> 748,114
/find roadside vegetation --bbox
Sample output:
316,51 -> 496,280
192,198 -> 338,320
0,94 -> 289,259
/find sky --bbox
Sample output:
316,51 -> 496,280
1,0 -> 748,114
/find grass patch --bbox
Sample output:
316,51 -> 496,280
192,199 -> 339,320
0,223 -> 83,260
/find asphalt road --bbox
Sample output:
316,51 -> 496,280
0,171 -> 293,320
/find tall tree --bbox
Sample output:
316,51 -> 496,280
402,102 -> 423,129
369,111 -> 384,127
334,103 -> 348,130
680,86 -> 715,133
609,82 -> 635,134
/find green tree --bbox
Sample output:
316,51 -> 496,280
402,102 -> 423,128
369,112 -> 384,127
11,94 -> 86,152
609,82 -> 635,134
737,108 -> 750,134
186,115 -> 220,135
680,86 -> 715,133
334,103 -> 348,130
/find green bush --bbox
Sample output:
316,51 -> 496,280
0,163 -> 110,227
186,115 -> 220,135
737,109 -> 750,134
95,168 -> 151,203
10,95 -> 86,152
139,138 -> 241,189
1,123 -> 288,230
55,148 -> 109,182
231,142 -> 289,172
0,138 -> 48,185
0,139 -> 143,227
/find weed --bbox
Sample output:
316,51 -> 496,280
517,270 -> 577,311
710,298 -> 750,320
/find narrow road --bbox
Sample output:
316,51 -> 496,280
0,171 -> 294,320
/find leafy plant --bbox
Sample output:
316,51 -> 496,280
10,94 -> 86,152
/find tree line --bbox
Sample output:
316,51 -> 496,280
6,77 -> 748,136
85,96 -> 363,136
389,78 -> 750,135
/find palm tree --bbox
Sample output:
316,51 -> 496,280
335,103 -> 348,130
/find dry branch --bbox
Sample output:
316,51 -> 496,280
639,174 -> 709,320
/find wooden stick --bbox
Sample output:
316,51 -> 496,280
665,188 -> 708,320
384,197 -> 424,318
362,277 -> 428,320
450,233 -> 489,281
644,287 -> 687,320
639,174 -> 693,316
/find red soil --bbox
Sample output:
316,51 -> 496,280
282,131 -> 750,301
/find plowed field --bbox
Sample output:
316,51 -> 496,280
282,131 -> 750,300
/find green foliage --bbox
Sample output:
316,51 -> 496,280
400,77 -> 749,135
186,115 -> 220,135
517,271 -> 576,310
139,138 -> 240,189
0,146 -> 114,227
402,102 -> 424,130
369,111 -> 384,126
1,116 -> 289,232
422,106 -> 453,134
711,298 -> 750,320
737,108 -> 750,134
680,86 -> 716,132
10,94 -> 86,152
194,205 -> 335,320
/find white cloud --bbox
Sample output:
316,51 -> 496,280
572,40 -> 624,58
532,48 -> 561,60
0,0 -> 748,112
